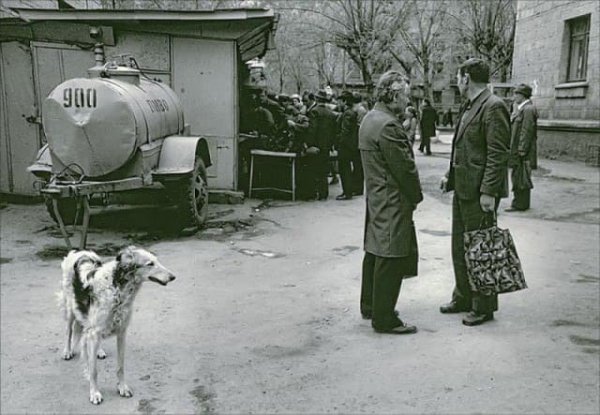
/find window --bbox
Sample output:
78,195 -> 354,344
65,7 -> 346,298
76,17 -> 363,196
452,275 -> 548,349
566,15 -> 590,82
433,90 -> 442,104
453,87 -> 461,104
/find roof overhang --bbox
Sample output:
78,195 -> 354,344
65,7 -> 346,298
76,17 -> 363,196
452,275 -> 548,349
0,8 -> 277,61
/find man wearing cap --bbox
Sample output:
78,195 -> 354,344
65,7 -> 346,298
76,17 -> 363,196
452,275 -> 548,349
307,89 -> 338,200
336,90 -> 363,200
440,58 -> 510,326
359,71 -> 423,334
506,83 -> 537,212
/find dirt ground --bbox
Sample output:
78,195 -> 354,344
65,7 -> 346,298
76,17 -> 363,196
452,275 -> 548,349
1,142 -> 599,414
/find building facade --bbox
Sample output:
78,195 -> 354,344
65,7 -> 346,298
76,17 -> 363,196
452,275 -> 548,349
512,0 -> 600,162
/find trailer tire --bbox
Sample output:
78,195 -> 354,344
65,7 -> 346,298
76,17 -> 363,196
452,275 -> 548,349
44,196 -> 82,225
169,156 -> 209,229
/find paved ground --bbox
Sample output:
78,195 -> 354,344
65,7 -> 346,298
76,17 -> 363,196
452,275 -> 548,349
1,138 -> 599,414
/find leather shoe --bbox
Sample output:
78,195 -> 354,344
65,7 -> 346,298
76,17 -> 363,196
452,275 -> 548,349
462,311 -> 494,326
439,302 -> 470,314
373,322 -> 417,335
336,194 -> 352,201
505,206 -> 527,212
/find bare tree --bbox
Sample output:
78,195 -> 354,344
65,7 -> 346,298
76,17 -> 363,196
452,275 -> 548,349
394,0 -> 448,102
449,0 -> 516,82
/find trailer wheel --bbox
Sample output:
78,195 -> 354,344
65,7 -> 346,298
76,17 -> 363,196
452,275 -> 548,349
170,156 -> 209,228
44,196 -> 82,225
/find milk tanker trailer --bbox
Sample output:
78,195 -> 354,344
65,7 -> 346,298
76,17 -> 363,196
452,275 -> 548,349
28,58 -> 211,248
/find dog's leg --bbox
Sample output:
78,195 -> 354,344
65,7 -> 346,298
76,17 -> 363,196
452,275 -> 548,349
72,322 -> 83,358
116,330 -> 133,398
86,331 -> 103,405
62,312 -> 75,360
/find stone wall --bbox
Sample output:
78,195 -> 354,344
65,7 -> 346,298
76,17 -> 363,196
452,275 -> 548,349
512,0 -> 599,161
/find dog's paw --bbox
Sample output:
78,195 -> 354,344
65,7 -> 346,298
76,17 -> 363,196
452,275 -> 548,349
117,383 -> 133,398
62,350 -> 74,360
96,348 -> 106,359
89,390 -> 103,405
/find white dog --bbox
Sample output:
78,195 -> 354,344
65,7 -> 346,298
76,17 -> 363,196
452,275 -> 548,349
59,246 -> 176,404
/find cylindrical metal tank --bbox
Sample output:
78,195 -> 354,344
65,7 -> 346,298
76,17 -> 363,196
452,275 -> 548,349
43,65 -> 184,178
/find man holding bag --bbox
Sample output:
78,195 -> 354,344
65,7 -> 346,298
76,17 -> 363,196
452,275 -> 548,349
440,58 -> 511,326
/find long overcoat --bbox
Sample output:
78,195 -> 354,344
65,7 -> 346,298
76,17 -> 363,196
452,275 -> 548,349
358,102 -> 423,258
447,89 -> 510,200
509,100 -> 538,167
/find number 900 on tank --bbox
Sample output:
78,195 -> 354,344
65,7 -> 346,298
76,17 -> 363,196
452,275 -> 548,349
28,61 -> 212,241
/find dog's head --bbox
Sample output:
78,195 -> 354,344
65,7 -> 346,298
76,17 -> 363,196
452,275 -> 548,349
115,246 -> 176,286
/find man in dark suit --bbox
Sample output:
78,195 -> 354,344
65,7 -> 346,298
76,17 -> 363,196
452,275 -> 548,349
336,90 -> 363,200
307,89 -> 338,200
507,83 -> 537,211
359,71 -> 423,334
440,58 -> 510,326
419,99 -> 437,155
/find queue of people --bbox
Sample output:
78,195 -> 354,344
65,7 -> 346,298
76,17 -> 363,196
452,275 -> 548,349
240,84 -> 370,201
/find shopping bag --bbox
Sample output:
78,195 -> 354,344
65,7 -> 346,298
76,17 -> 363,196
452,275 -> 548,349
464,215 -> 527,296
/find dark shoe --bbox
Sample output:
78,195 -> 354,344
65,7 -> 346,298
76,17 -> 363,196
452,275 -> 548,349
426,152 -> 432,156
373,322 -> 417,335
440,302 -> 470,314
361,310 -> 399,320
462,311 -> 494,326
336,194 -> 352,200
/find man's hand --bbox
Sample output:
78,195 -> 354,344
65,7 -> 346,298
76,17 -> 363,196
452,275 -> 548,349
440,176 -> 449,192
480,194 -> 495,212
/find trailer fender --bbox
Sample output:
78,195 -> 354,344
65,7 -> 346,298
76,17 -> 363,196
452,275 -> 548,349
153,136 -> 212,177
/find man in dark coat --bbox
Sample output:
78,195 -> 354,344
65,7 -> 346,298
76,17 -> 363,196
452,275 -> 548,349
359,71 -> 423,334
419,99 -> 437,155
507,83 -> 537,211
307,89 -> 338,200
440,58 -> 510,326
336,90 -> 363,200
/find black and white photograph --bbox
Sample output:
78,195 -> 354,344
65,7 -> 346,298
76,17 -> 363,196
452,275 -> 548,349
0,0 -> 598,413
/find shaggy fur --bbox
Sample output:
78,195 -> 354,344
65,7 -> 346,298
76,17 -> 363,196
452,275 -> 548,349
58,246 -> 176,405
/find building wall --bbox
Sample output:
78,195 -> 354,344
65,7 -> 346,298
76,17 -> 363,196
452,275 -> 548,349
512,0 -> 599,162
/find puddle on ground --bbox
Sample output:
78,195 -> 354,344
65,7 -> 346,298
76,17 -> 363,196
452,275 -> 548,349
552,320 -> 595,328
235,248 -> 285,258
189,385 -> 215,413
0,257 -> 12,264
420,229 -> 452,237
569,334 -> 600,347
332,245 -> 360,256
573,274 -> 600,284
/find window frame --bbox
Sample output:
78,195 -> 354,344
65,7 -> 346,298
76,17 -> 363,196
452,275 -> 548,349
566,14 -> 590,82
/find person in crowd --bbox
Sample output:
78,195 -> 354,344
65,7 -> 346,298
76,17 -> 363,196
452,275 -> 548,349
506,83 -> 537,212
359,71 -> 423,335
336,90 -> 363,200
403,106 -> 418,146
443,108 -> 454,127
291,94 -> 306,114
439,58 -> 510,326
306,89 -> 338,200
419,99 -> 437,155
304,92 -> 317,114
354,92 -> 368,125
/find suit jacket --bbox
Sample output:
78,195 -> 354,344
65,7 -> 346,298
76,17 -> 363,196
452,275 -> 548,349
509,100 -> 538,167
307,103 -> 338,152
338,107 -> 359,152
359,102 -> 423,258
447,89 -> 510,200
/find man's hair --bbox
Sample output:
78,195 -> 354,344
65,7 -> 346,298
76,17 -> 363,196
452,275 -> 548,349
458,58 -> 490,84
375,70 -> 410,104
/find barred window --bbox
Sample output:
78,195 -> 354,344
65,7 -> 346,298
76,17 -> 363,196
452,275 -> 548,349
566,15 -> 590,82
